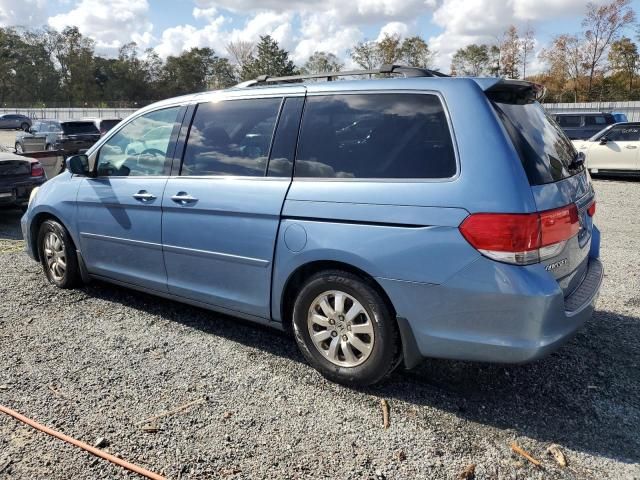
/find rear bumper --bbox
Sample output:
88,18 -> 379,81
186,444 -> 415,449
380,254 -> 603,367
0,178 -> 44,207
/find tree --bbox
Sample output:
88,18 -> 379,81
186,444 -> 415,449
162,47 -> 235,96
240,35 -> 296,81
488,45 -> 501,76
582,0 -> 636,98
540,34 -> 589,102
400,36 -> 434,68
350,41 -> 379,70
376,34 -> 403,65
500,25 -> 521,78
226,40 -> 255,77
451,44 -> 490,76
521,24 -> 535,78
609,36 -> 639,90
301,51 -> 343,74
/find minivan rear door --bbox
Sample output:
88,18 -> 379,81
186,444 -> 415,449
161,89 -> 305,319
489,82 -> 595,298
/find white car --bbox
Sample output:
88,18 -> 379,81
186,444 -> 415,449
573,122 -> 640,175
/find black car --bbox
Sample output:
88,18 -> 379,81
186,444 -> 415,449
15,119 -> 101,156
552,112 -> 617,140
0,152 -> 46,210
0,113 -> 31,131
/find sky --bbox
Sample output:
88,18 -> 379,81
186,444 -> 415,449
1,0 -> 639,74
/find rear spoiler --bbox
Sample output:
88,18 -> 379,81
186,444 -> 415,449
473,78 -> 546,104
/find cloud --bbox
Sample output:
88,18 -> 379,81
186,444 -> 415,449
48,0 -> 153,54
0,0 -> 47,27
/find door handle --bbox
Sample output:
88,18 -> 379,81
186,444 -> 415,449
133,191 -> 156,202
625,145 -> 638,149
171,192 -> 198,205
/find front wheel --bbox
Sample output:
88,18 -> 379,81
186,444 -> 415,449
14,142 -> 23,154
21,123 -> 30,132
37,220 -> 80,289
292,270 -> 400,386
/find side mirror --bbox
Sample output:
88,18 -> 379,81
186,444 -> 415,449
66,154 -> 92,176
599,137 -> 608,145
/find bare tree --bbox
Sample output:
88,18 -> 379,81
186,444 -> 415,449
521,24 -> 535,78
582,0 -> 635,98
226,40 -> 255,70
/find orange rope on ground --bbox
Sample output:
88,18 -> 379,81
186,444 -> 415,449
0,405 -> 165,480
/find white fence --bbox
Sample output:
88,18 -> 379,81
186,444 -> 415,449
543,101 -> 640,121
0,107 -> 138,121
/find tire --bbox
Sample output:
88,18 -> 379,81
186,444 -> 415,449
46,143 -> 54,151
37,220 -> 80,289
14,142 -> 23,154
20,123 -> 29,131
292,270 -> 400,386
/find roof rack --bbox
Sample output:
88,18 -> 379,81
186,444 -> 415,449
235,64 -> 449,88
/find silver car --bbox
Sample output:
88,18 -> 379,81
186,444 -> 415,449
0,114 -> 32,131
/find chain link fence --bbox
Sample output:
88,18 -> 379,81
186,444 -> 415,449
543,101 -> 640,121
0,107 -> 139,121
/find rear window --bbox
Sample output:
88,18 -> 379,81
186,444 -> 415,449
556,115 -> 581,127
61,122 -> 100,135
100,120 -> 121,132
295,93 -> 456,179
494,102 -> 583,186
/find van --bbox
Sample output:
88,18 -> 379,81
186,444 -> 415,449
553,112 -> 617,140
22,66 -> 603,386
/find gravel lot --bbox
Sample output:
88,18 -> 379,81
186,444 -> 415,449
1,178 -> 639,480
0,130 -> 20,152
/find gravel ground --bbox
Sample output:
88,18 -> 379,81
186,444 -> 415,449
0,178 -> 639,480
0,130 -> 20,152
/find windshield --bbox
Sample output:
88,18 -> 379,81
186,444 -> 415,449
493,101 -> 583,185
61,122 -> 100,135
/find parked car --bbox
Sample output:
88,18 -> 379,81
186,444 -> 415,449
553,112 -> 617,140
0,113 -> 32,131
0,151 -> 46,210
573,122 -> 640,175
82,117 -> 122,137
22,66 -> 603,386
15,119 -> 101,157
611,112 -> 628,123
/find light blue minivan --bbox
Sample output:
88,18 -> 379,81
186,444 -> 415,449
22,66 -> 603,386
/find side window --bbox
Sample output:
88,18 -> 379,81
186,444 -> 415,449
585,115 -> 607,126
557,115 -> 581,127
96,107 -> 180,177
295,93 -> 456,179
605,125 -> 640,142
267,97 -> 305,177
181,97 -> 282,177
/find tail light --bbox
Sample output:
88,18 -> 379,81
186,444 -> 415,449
459,204 -> 580,265
30,161 -> 45,178
587,201 -> 596,217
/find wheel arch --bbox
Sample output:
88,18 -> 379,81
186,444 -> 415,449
279,260 -> 397,332
30,211 -> 76,262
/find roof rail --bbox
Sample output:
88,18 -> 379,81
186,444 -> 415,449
236,64 -> 449,88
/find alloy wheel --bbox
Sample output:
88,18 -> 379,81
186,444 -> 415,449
43,231 -> 66,282
307,290 -> 375,368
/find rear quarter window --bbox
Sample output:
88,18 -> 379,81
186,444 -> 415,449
62,122 -> 100,135
294,93 -> 456,179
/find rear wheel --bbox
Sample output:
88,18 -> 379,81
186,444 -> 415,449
292,270 -> 399,386
20,123 -> 29,132
37,220 -> 80,289
14,142 -> 23,154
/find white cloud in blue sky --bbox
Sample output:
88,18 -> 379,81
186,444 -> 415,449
0,0 -> 636,73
